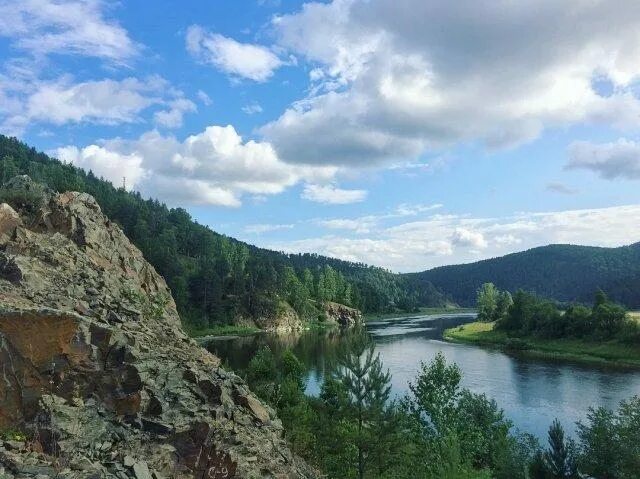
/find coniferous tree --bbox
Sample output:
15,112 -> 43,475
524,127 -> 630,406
333,332 -> 393,479
541,419 -> 578,479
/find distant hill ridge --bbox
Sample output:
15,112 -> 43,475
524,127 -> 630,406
407,242 -> 640,308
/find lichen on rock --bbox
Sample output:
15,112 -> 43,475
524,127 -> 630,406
0,177 -> 317,478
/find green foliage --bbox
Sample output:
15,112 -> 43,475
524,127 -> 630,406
496,290 -> 639,343
412,243 -> 640,308
0,135 -> 448,330
242,337 -> 640,479
577,396 -> 640,479
476,283 -> 512,322
0,428 -> 27,442
540,420 -> 578,478
0,176 -> 47,212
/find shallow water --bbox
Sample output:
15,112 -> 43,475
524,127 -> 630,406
205,313 -> 640,439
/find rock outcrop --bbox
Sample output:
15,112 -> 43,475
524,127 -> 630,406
0,177 -> 317,478
323,302 -> 362,327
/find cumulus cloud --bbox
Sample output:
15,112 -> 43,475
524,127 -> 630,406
450,228 -> 488,250
186,25 -> 282,82
301,183 -> 367,204
268,205 -> 640,272
0,0 -> 138,61
53,125 -> 338,207
567,139 -> 640,180
261,0 -> 640,167
55,145 -> 146,190
0,76 -> 195,134
154,98 -> 197,128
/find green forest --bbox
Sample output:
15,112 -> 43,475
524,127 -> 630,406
0,135 -> 446,330
411,244 -> 640,308
243,333 -> 640,479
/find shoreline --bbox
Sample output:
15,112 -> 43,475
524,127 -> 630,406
364,307 -> 476,322
444,321 -> 640,369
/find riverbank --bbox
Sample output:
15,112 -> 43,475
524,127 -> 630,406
444,321 -> 640,368
188,320 -> 341,340
365,306 -> 476,321
186,324 -> 262,338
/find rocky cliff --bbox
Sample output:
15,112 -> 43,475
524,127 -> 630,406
0,177 -> 317,478
323,302 -> 362,327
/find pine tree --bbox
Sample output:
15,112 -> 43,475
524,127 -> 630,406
334,332 -> 392,479
542,419 -> 578,479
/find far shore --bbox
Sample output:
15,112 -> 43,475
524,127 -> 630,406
444,321 -> 640,369
364,307 -> 476,322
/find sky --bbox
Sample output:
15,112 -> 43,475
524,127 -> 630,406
1,0 -> 640,272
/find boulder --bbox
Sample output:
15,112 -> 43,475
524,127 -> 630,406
324,301 -> 363,327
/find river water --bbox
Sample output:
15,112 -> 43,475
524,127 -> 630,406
204,313 -> 640,439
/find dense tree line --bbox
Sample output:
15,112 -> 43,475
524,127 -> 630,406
411,243 -> 640,308
245,337 -> 640,478
0,135 -> 446,328
496,290 -> 640,343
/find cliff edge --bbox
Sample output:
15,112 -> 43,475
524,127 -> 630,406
0,177 -> 317,478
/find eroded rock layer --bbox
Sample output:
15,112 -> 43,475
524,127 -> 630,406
0,176 -> 316,479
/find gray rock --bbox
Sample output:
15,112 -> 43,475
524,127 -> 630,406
0,178 -> 319,479
132,462 -> 152,479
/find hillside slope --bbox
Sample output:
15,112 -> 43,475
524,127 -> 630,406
409,243 -> 640,307
0,176 -> 317,477
0,135 -> 445,330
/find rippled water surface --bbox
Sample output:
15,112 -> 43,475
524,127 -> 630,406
205,313 -> 640,439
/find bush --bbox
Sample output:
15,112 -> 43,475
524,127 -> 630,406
0,182 -> 47,212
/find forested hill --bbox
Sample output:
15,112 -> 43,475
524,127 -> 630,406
408,243 -> 640,308
0,135 -> 445,328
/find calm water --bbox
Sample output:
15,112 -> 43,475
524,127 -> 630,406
204,313 -> 640,439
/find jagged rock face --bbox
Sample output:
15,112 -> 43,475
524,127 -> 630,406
0,177 -> 317,479
324,302 -> 362,327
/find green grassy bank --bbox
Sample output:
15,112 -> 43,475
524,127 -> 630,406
444,321 -> 640,368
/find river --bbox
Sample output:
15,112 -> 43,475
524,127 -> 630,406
204,313 -> 640,439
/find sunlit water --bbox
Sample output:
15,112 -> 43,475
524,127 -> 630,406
204,313 -> 640,439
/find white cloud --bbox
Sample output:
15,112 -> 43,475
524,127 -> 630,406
154,98 -> 197,128
0,0 -> 137,61
0,76 -> 194,134
244,223 -> 294,234
53,125 -> 338,207
186,25 -> 282,82
262,0 -> 640,167
242,103 -> 263,115
197,90 -> 212,106
267,204 -> 640,272
301,183 -> 367,204
54,144 -> 146,190
318,217 -> 377,234
450,228 -> 488,250
567,138 -> 640,180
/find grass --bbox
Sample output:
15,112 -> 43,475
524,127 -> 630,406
444,321 -> 640,368
630,311 -> 640,323
186,324 -> 262,338
365,306 -> 476,321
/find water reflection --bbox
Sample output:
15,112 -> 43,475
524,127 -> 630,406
204,313 -> 640,439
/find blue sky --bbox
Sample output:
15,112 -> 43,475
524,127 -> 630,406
1,0 -> 640,272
